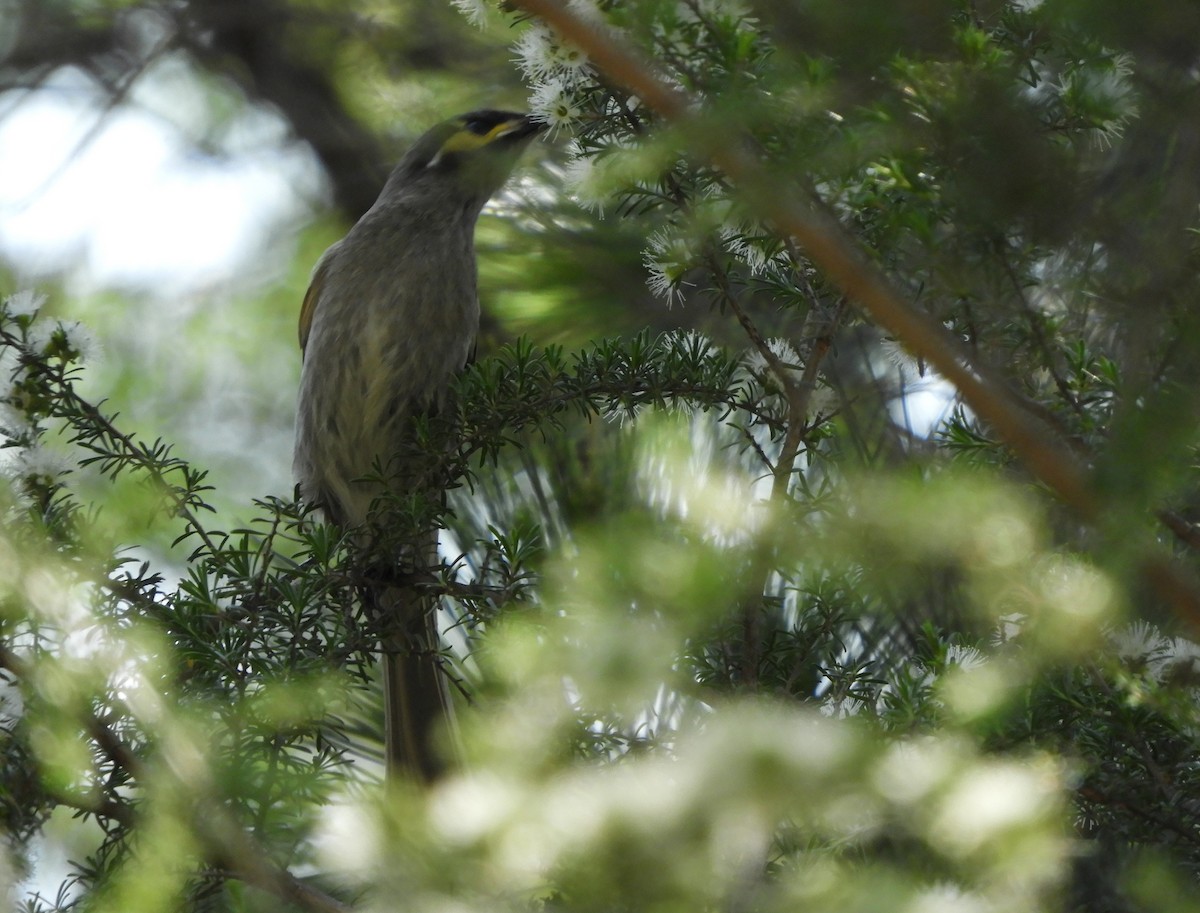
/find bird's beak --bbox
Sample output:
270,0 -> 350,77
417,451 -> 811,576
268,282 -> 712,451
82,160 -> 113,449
495,115 -> 545,142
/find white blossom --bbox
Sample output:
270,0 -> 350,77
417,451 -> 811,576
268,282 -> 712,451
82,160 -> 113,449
880,336 -> 920,375
944,644 -> 987,671
515,25 -> 556,81
819,693 -> 864,719
561,148 -> 606,215
721,231 -> 771,274
605,94 -> 641,116
63,320 -> 100,364
874,662 -> 936,717
546,37 -> 590,78
28,319 -> 101,365
743,337 -> 802,379
643,229 -> 699,307
1110,620 -> 1169,665
906,882 -> 993,913
738,337 -> 839,417
0,344 -> 22,385
644,262 -> 689,307
1158,637 -> 1200,683
0,671 -> 23,730
10,444 -> 72,484
1058,52 -> 1139,149
677,0 -> 752,23
0,403 -> 31,441
561,136 -> 649,215
565,0 -> 604,20
604,400 -> 648,427
529,79 -> 584,136
449,0 -> 489,26
666,328 -> 715,360
1167,637 -> 1200,664
993,612 -> 1026,645
516,25 -> 591,86
3,290 -> 45,318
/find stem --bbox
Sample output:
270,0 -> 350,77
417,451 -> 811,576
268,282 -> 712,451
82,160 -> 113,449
705,253 -> 845,686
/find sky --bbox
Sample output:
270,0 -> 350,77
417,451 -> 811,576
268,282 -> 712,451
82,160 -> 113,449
0,59 -> 321,291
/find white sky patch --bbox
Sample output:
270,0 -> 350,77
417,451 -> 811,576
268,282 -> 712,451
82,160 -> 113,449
0,65 -> 321,290
893,377 -> 957,438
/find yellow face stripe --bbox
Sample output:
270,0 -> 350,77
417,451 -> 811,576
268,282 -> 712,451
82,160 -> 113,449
438,118 -> 525,156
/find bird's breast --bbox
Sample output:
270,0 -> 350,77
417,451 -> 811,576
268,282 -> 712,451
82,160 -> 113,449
294,222 -> 479,521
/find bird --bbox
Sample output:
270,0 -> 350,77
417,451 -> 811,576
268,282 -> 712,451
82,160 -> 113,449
293,110 -> 542,781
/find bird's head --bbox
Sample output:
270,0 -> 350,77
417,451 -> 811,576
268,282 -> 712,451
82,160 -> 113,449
386,110 -> 544,211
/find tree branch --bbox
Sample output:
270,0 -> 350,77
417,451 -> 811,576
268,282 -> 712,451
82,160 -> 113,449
509,0 -> 1200,629
175,0 -> 390,219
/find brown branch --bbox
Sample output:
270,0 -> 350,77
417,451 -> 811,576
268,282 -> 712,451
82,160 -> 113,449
1160,510 -> 1200,554
1078,784 -> 1200,845
775,302 -> 846,499
512,0 -> 1091,509
204,813 -> 355,913
996,247 -> 1087,422
176,0 -> 390,220
510,0 -> 1200,629
703,260 -> 788,684
706,251 -> 846,685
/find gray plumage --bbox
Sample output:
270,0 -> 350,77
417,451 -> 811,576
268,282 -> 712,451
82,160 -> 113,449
293,111 -> 540,780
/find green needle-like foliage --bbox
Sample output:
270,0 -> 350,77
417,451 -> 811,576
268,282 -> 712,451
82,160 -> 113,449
3,2 -> 1200,912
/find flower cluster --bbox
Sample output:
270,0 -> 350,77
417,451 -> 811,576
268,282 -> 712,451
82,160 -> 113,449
643,228 -> 701,306
515,20 -> 595,135
1057,52 -> 1139,148
449,0 -> 489,27
0,290 -> 99,500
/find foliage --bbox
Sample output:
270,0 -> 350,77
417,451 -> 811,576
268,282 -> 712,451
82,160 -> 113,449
2,1 -> 1200,912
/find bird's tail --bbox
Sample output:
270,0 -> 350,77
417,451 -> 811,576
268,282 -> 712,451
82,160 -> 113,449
377,582 -> 457,782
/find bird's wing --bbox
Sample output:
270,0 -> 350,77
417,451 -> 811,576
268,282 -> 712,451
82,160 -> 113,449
298,256 -> 332,355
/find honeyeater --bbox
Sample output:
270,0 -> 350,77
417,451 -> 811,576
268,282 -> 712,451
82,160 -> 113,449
293,110 -> 541,781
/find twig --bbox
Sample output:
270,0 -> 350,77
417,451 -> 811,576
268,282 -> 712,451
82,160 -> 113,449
997,245 -> 1086,421
705,258 -> 784,686
705,251 -> 845,684
775,302 -> 847,499
1160,510 -> 1200,554
0,326 -> 224,560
